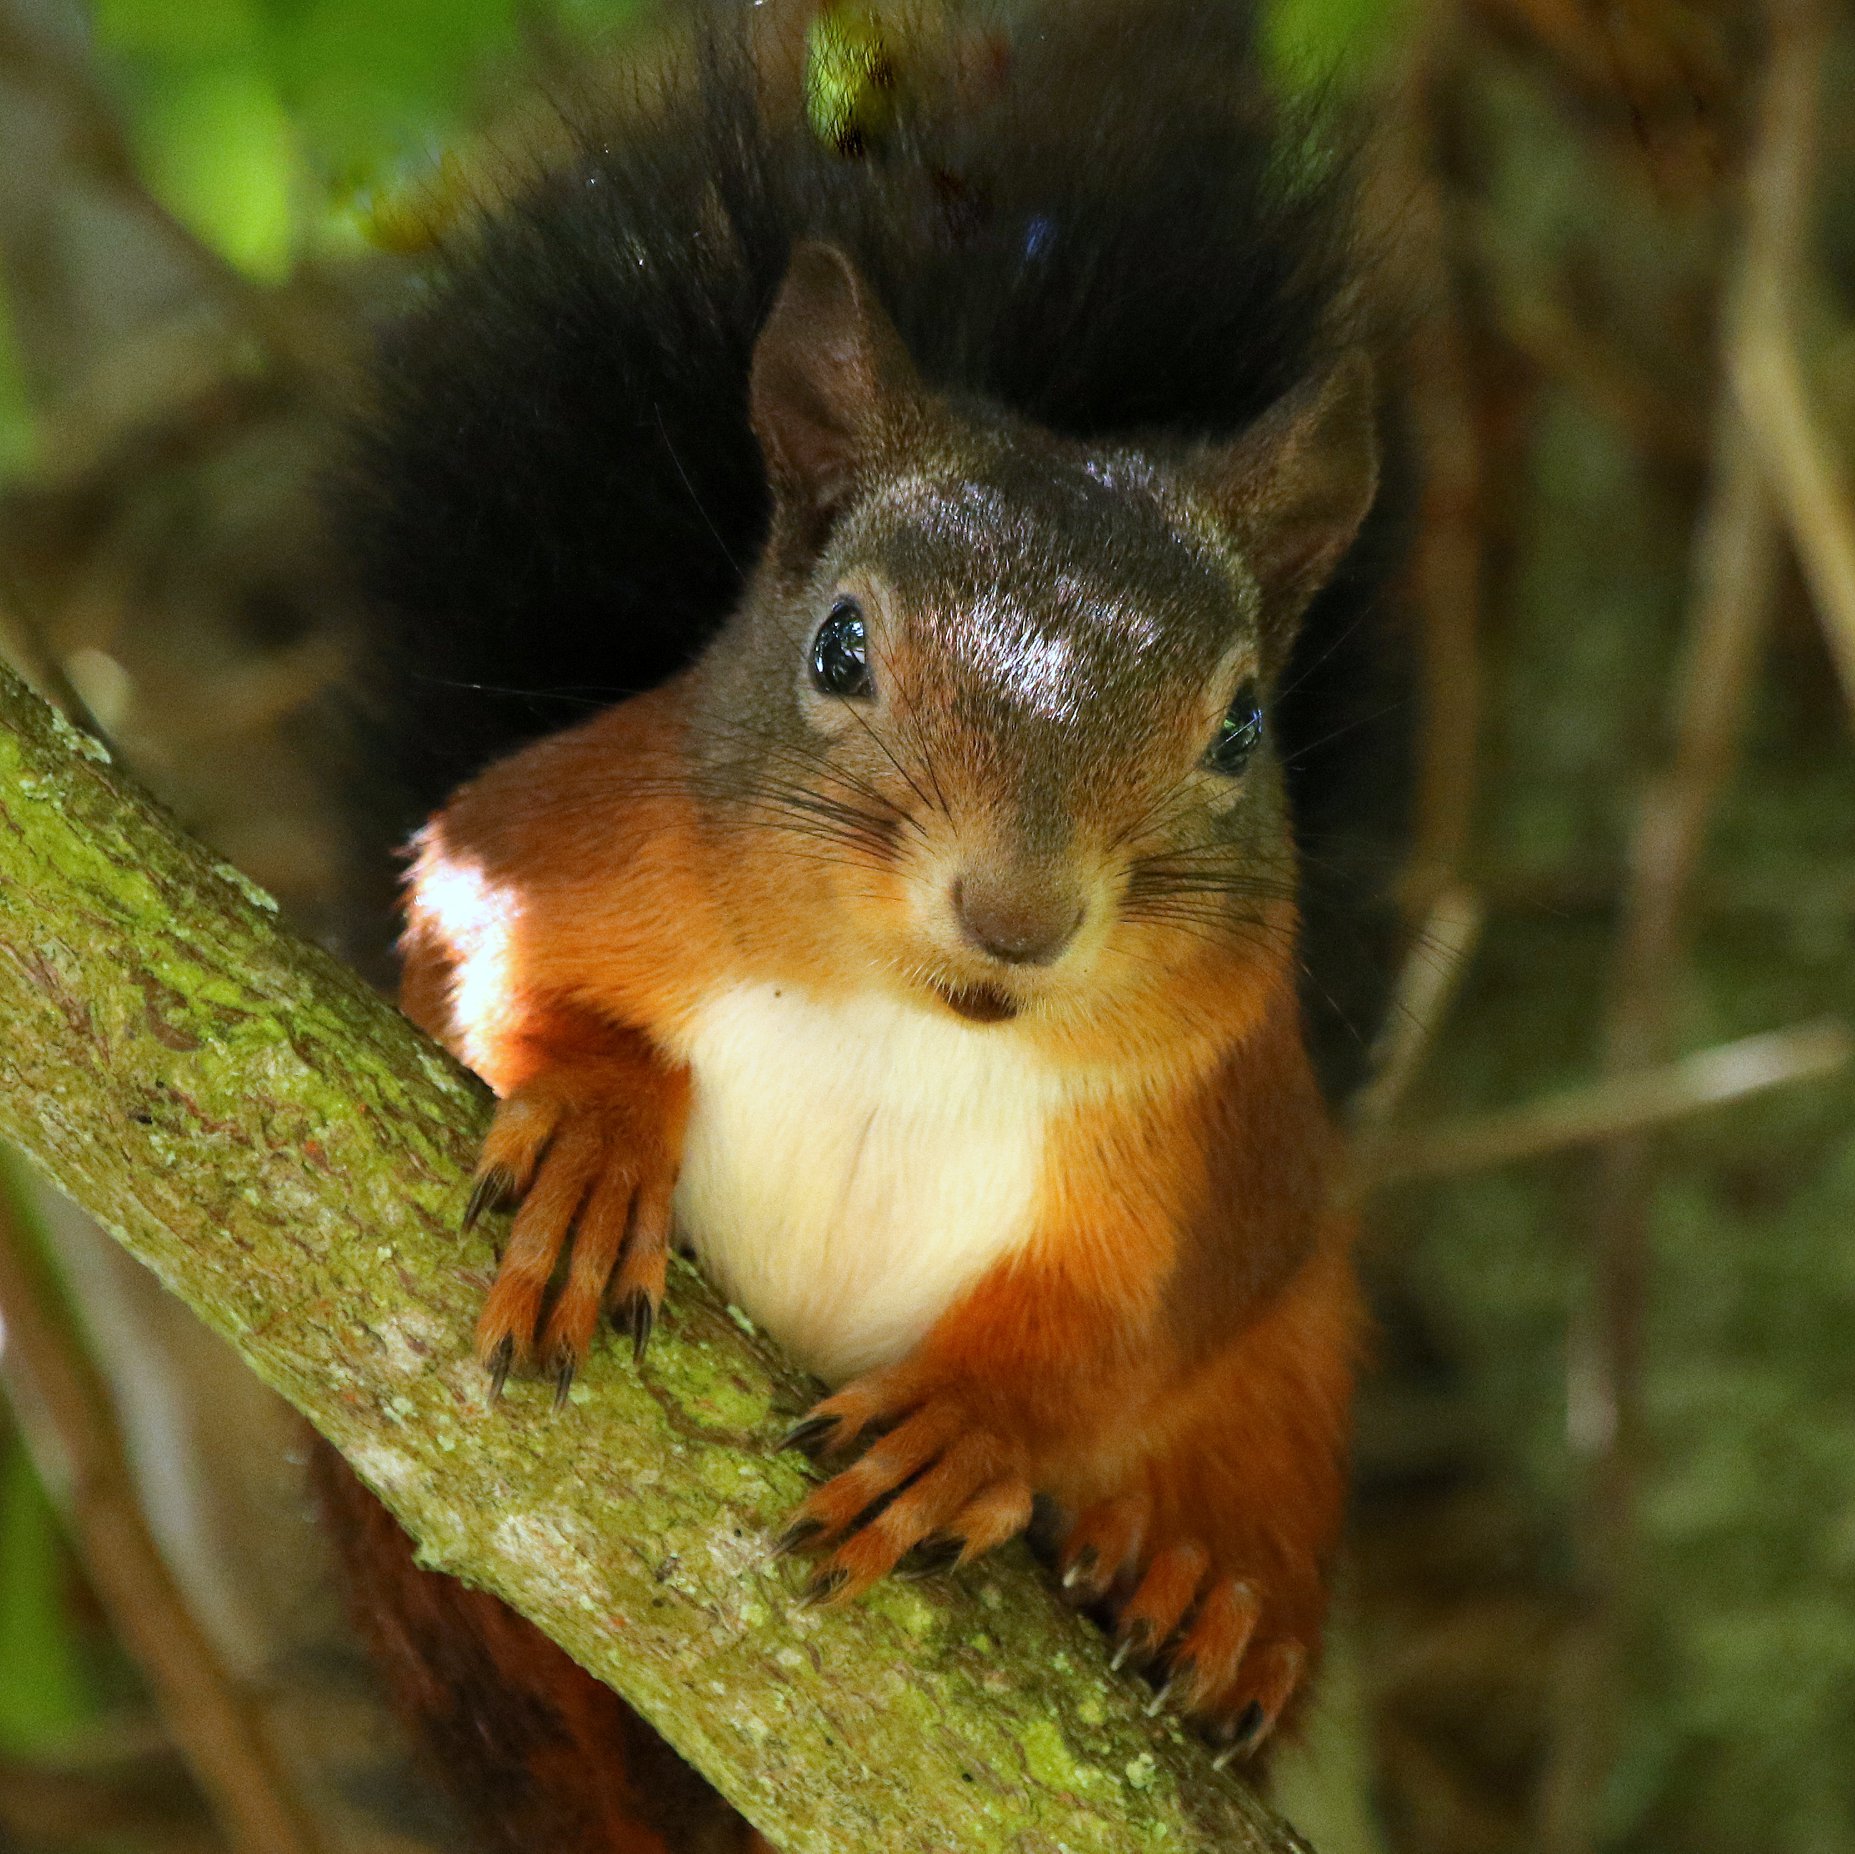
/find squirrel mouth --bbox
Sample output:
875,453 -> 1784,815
932,980 -> 1019,1024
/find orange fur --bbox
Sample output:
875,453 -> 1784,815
783,980 -> 1358,1748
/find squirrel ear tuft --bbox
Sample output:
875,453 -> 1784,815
750,242 -> 921,522
1195,351 -> 1378,631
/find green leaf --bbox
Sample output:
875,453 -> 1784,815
136,63 -> 301,280
93,0 -> 263,61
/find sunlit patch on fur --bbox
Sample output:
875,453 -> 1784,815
408,832 -> 525,1080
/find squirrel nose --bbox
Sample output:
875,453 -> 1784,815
952,874 -> 1083,967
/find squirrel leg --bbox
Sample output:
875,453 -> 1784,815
772,1237 -> 1143,1603
777,1386 -> 1037,1600
1053,1243 -> 1358,1761
777,1228 -> 1354,1760
465,1009 -> 690,1399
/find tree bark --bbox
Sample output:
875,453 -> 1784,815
0,655 -> 1311,1854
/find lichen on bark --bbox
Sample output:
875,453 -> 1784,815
0,657 -> 1310,1854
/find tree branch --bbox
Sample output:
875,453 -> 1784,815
1732,301 -> 1855,718
0,653 -> 1308,1853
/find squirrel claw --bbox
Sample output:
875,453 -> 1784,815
780,1413 -> 840,1458
1110,1618 -> 1157,1674
799,1566 -> 849,1608
895,1533 -> 966,1581
1148,1656 -> 1196,1717
770,1517 -> 825,1561
462,1164 -> 515,1233
484,1333 -> 515,1401
1211,1700 -> 1269,1770
613,1289 -> 655,1364
550,1353 -> 576,1411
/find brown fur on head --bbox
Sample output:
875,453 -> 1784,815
689,242 -> 1377,1066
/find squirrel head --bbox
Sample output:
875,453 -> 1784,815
695,242 -> 1377,1054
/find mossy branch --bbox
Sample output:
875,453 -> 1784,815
0,656 -> 1310,1854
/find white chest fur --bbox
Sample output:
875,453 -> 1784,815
669,984 -> 1071,1385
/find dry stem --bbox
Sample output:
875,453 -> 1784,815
1733,310 -> 1855,717
1349,883 -> 1486,1139
1383,10 -> 1487,914
1357,1017 -> 1851,1190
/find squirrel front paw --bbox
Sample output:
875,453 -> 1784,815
1058,1498 -> 1311,1764
775,1374 -> 1035,1602
465,1046 -> 689,1403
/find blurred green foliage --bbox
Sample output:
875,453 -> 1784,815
81,0 -> 1399,282
90,0 -> 647,273
0,1166 -> 95,1757
0,1436 -> 92,1752
1262,0 -> 1408,89
0,292 -> 31,476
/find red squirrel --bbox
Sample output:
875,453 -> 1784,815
321,3 -> 1406,1846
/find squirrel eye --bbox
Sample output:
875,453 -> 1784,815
811,598 -> 874,699
1206,680 -> 1264,773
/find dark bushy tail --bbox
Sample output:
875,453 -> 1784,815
332,1 -> 1402,949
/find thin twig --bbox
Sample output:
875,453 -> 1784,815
1732,305 -> 1855,716
0,1173 -> 328,1854
1483,267 -> 1707,464
1540,1 -> 1827,1845
1466,0 -> 1728,194
1358,1017 -> 1851,1190
1349,882 -> 1486,1138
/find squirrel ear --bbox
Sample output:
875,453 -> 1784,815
1195,352 -> 1378,630
750,241 -> 921,522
